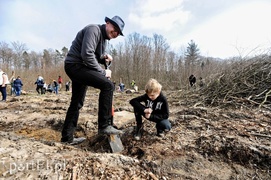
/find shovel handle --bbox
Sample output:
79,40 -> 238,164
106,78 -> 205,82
101,54 -> 112,70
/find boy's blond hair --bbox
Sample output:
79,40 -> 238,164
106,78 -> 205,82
145,78 -> 162,94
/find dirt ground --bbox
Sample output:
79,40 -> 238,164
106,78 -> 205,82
0,88 -> 270,179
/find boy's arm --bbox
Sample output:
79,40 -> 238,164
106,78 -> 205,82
130,94 -> 147,114
149,95 -> 169,122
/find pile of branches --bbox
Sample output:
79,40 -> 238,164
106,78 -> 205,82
203,55 -> 271,109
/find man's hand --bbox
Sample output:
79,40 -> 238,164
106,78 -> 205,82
105,54 -> 113,62
105,69 -> 112,78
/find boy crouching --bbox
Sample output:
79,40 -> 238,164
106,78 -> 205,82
130,78 -> 171,140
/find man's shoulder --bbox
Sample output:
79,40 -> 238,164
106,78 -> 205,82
84,24 -> 100,31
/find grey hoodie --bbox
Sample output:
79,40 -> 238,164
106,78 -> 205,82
65,24 -> 109,76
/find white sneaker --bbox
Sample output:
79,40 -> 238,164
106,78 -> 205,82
69,137 -> 86,145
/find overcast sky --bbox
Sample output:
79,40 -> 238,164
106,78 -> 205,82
1,0 -> 270,59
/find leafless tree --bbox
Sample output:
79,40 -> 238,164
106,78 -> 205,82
0,41 -> 13,69
11,41 -> 28,69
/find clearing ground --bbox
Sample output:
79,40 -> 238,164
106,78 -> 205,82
0,89 -> 270,179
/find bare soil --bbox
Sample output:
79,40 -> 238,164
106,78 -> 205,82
0,89 -> 270,179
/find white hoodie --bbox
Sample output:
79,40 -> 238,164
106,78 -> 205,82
0,70 -> 9,86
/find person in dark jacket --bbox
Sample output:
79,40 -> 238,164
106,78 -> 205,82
61,15 -> 125,145
130,78 -> 171,140
53,80 -> 59,95
65,81 -> 71,92
13,76 -> 23,96
34,75 -> 44,94
189,74 -> 196,87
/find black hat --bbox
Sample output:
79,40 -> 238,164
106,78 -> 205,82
105,16 -> 125,36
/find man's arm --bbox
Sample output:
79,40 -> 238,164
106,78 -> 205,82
81,26 -> 106,75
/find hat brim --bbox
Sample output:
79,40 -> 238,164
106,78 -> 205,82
105,17 -> 123,36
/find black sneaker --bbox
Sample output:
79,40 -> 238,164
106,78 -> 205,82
98,125 -> 123,135
134,126 -> 143,141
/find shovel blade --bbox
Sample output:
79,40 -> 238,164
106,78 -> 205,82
108,134 -> 124,153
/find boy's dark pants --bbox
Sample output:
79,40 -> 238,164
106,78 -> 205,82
134,109 -> 171,134
61,63 -> 114,142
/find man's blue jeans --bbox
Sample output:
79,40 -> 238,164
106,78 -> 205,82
61,63 -> 114,142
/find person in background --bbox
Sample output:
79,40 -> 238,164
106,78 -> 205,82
42,81 -> 47,94
0,69 -> 9,102
131,80 -> 135,88
58,76 -> 63,90
130,78 -> 171,140
131,79 -> 138,91
61,15 -> 125,145
119,82 -> 125,92
9,71 -> 15,95
47,83 -> 54,93
53,80 -> 59,95
65,81 -> 71,92
189,74 -> 196,87
10,78 -> 16,96
35,75 -> 45,94
13,76 -> 23,96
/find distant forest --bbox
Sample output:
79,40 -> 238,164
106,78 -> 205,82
0,32 -> 268,91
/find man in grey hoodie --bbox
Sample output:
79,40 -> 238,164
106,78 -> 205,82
61,16 -> 125,145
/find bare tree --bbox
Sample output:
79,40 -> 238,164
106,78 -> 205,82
22,51 -> 31,70
29,51 -> 42,70
152,34 -> 169,80
42,49 -> 51,70
0,41 -> 13,69
11,41 -> 28,69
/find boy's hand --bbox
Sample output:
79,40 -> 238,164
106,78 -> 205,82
144,108 -> 152,119
144,108 -> 152,114
145,113 -> 151,119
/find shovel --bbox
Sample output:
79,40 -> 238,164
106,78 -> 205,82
108,134 -> 124,153
107,105 -> 124,153
103,56 -> 124,153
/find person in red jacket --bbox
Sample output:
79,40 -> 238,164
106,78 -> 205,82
58,76 -> 63,90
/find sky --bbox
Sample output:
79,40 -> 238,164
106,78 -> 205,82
0,0 -> 270,59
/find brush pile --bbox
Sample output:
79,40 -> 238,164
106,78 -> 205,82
203,55 -> 271,109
